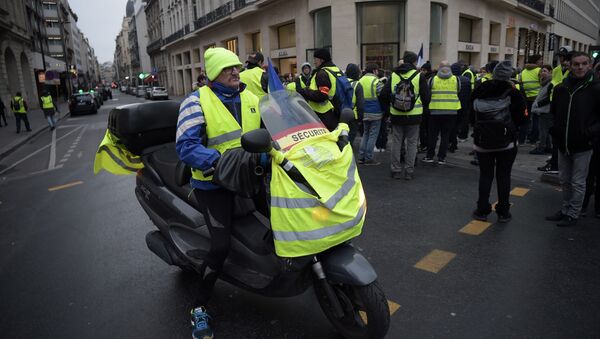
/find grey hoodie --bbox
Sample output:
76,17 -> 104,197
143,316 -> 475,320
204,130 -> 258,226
429,65 -> 460,115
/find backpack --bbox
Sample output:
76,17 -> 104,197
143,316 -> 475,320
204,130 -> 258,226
12,98 -> 21,111
472,88 -> 516,149
322,68 -> 355,112
392,71 -> 419,112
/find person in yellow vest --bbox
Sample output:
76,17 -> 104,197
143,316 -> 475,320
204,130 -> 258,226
518,54 -> 543,144
344,63 -> 364,144
423,61 -> 461,165
239,51 -> 267,98
379,51 -> 431,180
461,64 -> 476,91
40,91 -> 58,131
296,48 -> 342,131
175,47 -> 261,339
11,91 -> 31,134
355,63 -> 384,165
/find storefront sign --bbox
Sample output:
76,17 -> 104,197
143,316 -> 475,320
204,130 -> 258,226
505,47 -> 515,54
457,42 -> 481,53
37,72 -> 46,83
489,46 -> 499,53
270,47 -> 296,59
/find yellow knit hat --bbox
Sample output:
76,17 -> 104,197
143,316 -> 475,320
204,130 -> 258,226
204,47 -> 242,81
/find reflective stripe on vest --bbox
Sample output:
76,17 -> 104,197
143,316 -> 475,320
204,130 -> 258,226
308,66 -> 339,114
190,86 -> 260,182
12,97 -> 26,113
520,68 -> 541,98
93,130 -> 144,175
240,67 -> 266,99
389,70 -> 423,116
359,74 -> 382,113
269,127 -> 364,257
429,75 -> 461,111
350,79 -> 359,119
41,95 -> 54,109
462,69 -> 475,90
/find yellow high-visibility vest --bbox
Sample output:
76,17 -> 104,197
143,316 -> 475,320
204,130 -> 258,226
429,75 -> 461,111
190,86 -> 261,182
41,95 -> 54,109
462,68 -> 475,90
94,130 -> 144,175
307,66 -> 341,114
240,66 -> 266,99
550,65 -> 569,100
389,70 -> 423,116
269,124 -> 365,257
12,96 -> 26,113
519,67 -> 541,99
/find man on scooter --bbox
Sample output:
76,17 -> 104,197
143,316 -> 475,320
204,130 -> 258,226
175,47 -> 261,339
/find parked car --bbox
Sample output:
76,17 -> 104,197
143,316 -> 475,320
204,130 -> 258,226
90,91 -> 102,108
136,85 -> 147,97
69,92 -> 97,116
145,87 -> 152,99
150,86 -> 169,100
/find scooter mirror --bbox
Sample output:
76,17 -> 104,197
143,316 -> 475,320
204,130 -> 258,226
339,108 -> 355,124
241,129 -> 273,153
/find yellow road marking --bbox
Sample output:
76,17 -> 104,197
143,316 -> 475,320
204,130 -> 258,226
359,300 -> 401,324
459,220 -> 493,235
492,202 -> 514,211
48,181 -> 84,192
414,249 -> 457,273
510,187 -> 530,197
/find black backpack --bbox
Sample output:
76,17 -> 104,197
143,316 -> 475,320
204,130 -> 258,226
12,98 -> 21,111
392,71 -> 419,112
472,88 -> 516,149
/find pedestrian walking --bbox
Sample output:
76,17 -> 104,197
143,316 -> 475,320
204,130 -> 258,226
40,91 -> 58,130
529,65 -> 554,155
379,51 -> 431,180
11,92 -> 31,133
471,60 -> 526,223
0,97 -> 8,127
449,62 -> 471,153
545,52 -> 600,227
423,61 -> 461,165
356,63 -> 384,165
345,63 -> 364,145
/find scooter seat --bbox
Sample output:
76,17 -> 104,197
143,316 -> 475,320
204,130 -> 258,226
147,143 -> 196,203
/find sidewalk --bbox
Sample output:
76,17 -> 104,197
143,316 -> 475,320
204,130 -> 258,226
0,101 -> 69,160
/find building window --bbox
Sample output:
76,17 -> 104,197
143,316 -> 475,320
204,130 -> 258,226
314,7 -> 331,49
458,52 -> 471,66
459,17 -> 473,43
251,32 -> 261,52
430,3 -> 444,44
357,2 -> 403,70
278,23 -> 295,49
225,38 -> 238,55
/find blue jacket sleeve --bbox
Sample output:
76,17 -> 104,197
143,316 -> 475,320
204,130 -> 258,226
175,92 -> 220,170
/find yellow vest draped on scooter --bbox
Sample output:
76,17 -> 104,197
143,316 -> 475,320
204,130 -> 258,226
240,67 -> 266,99
94,130 -> 144,175
269,125 -> 365,257
190,86 -> 261,182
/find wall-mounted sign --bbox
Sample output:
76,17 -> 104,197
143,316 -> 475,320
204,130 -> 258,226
457,42 -> 481,53
37,72 -> 46,83
505,47 -> 515,54
270,47 -> 296,59
489,46 -> 499,53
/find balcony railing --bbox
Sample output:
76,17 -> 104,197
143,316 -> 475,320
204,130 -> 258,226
193,0 -> 254,32
517,0 -> 545,14
164,28 -> 183,44
147,38 -> 163,54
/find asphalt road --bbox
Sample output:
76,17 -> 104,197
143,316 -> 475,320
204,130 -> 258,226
0,92 -> 599,339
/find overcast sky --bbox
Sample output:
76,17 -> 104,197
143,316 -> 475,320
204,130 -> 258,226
69,0 -> 127,64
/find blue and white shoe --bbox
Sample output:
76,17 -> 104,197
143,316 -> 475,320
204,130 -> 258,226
191,306 -> 214,339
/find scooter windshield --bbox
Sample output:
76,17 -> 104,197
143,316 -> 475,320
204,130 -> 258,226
259,90 -> 328,153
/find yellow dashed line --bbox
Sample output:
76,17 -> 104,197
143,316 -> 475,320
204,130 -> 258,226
510,187 -> 530,197
492,202 -> 514,211
459,220 -> 493,236
414,249 -> 457,273
359,300 -> 401,324
48,181 -> 84,192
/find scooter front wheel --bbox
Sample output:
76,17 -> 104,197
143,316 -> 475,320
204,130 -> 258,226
314,280 -> 390,339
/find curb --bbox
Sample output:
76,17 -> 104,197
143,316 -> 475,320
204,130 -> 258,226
0,111 -> 71,161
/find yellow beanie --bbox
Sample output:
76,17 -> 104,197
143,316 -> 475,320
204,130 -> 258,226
204,47 -> 242,81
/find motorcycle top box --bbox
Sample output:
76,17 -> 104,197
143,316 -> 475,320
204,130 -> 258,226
108,100 -> 179,155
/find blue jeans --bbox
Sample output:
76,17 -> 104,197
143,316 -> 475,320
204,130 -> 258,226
359,119 -> 381,162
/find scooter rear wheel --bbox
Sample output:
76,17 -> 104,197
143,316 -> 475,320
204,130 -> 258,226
314,280 -> 390,339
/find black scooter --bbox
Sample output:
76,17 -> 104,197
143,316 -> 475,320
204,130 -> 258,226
108,97 -> 390,338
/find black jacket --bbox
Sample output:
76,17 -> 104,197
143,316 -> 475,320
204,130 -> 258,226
471,79 -> 527,127
380,63 -> 431,126
551,72 -> 600,154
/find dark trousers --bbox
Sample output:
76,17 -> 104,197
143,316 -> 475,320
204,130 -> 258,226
193,188 -> 235,305
0,109 -> 7,126
449,108 -> 468,148
457,108 -> 470,140
376,119 -> 388,149
476,147 -> 518,215
419,111 -> 429,147
15,113 -> 31,133
518,101 -> 534,143
427,115 -> 456,160
583,151 -> 599,213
